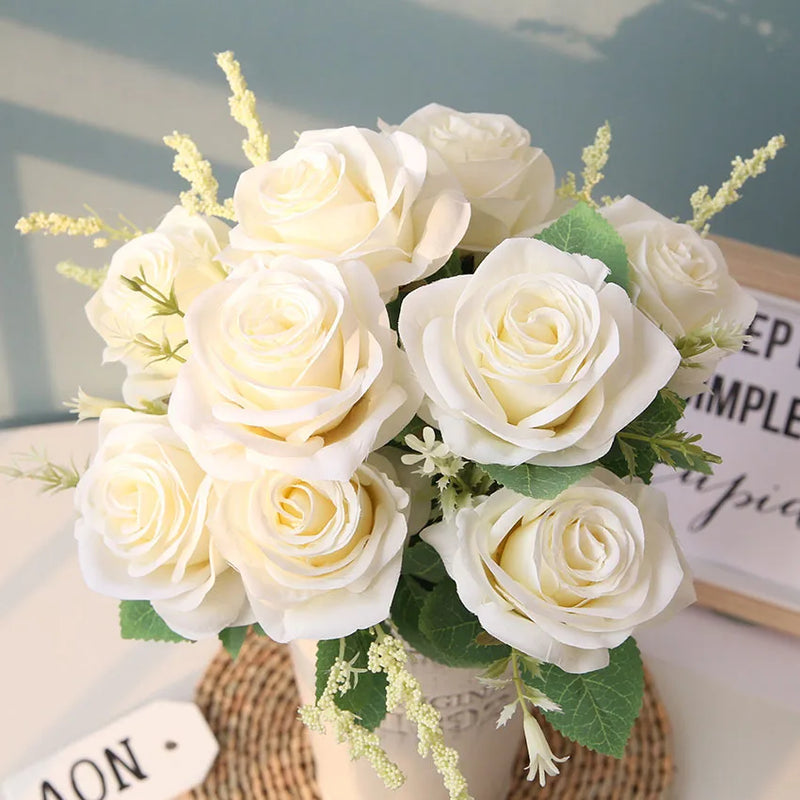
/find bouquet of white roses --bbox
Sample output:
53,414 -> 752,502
9,52 -> 784,797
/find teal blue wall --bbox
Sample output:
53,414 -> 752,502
1,0 -> 798,426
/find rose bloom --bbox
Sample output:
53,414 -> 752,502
423,469 -> 694,673
86,206 -> 229,405
74,410 -> 251,639
225,126 -> 470,299
399,237 -> 680,467
209,455 -> 409,641
168,256 -> 421,482
601,196 -> 757,396
381,103 -> 556,252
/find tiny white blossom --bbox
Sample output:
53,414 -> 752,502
522,712 -> 568,787
402,426 -> 454,475
64,388 -> 126,421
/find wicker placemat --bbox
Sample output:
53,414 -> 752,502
191,633 -> 673,799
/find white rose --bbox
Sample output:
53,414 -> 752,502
423,469 -> 694,673
168,256 -> 422,482
381,103 -> 556,252
86,206 -> 229,405
74,410 -> 251,639
601,196 -> 757,396
399,237 -> 680,467
225,126 -> 470,298
209,455 -> 409,641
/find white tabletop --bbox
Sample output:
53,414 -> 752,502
1,420 -> 799,799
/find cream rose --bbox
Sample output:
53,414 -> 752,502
168,256 -> 421,482
423,469 -> 694,673
209,455 -> 409,641
74,410 -> 251,639
601,196 -> 757,396
399,237 -> 680,467
225,126 -> 470,299
86,206 -> 229,405
381,103 -> 556,252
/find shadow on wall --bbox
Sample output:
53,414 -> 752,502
1,0 -> 797,425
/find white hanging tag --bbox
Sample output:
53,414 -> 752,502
2,700 -> 218,800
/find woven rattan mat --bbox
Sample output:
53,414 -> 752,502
191,633 -> 673,799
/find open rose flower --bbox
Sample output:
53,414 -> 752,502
169,256 -> 421,482
423,469 -> 694,673
74,410 -> 251,639
86,206 -> 229,405
399,237 -> 680,467
225,126 -> 470,299
209,455 -> 409,641
381,103 -> 556,252
601,196 -> 757,396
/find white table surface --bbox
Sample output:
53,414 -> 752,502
2,420 -> 800,799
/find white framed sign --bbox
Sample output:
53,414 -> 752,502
656,237 -> 800,635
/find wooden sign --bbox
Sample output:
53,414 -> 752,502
655,236 -> 800,635
2,701 -> 218,800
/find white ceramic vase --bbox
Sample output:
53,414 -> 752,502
289,639 -> 524,800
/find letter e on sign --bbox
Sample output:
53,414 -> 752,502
1,701 -> 218,800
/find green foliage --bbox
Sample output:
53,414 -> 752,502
529,638 -> 644,758
401,538 -> 448,584
417,580 -> 510,668
218,625 -> 249,660
390,415 -> 428,448
119,600 -> 191,643
390,574 -> 441,657
536,202 -> 629,292
315,630 -> 388,731
480,462 -> 595,500
391,575 -> 510,668
601,389 -> 719,482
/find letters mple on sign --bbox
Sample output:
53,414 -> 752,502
1,701 -> 218,800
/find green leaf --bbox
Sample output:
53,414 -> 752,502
480,462 -> 595,500
219,625 -> 249,660
391,574 -> 446,659
600,389 -> 717,481
315,631 -> 388,731
418,579 -> 510,668
401,539 -> 448,584
119,600 -> 191,643
530,637 -> 644,758
390,415 -> 428,448
536,202 -> 629,292
252,623 -> 269,637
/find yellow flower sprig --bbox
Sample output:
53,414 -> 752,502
15,206 -> 142,249
216,51 -> 270,166
557,122 -> 612,207
368,633 -> 472,800
55,260 -> 108,290
689,134 -> 786,234
163,132 -> 236,220
299,656 -> 404,790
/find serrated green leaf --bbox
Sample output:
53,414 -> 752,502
530,638 -> 644,757
401,539 -> 448,584
219,625 -> 249,660
480,461 -> 595,500
418,579 -> 510,668
315,631 -> 387,731
119,600 -> 191,643
536,202 -> 629,292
